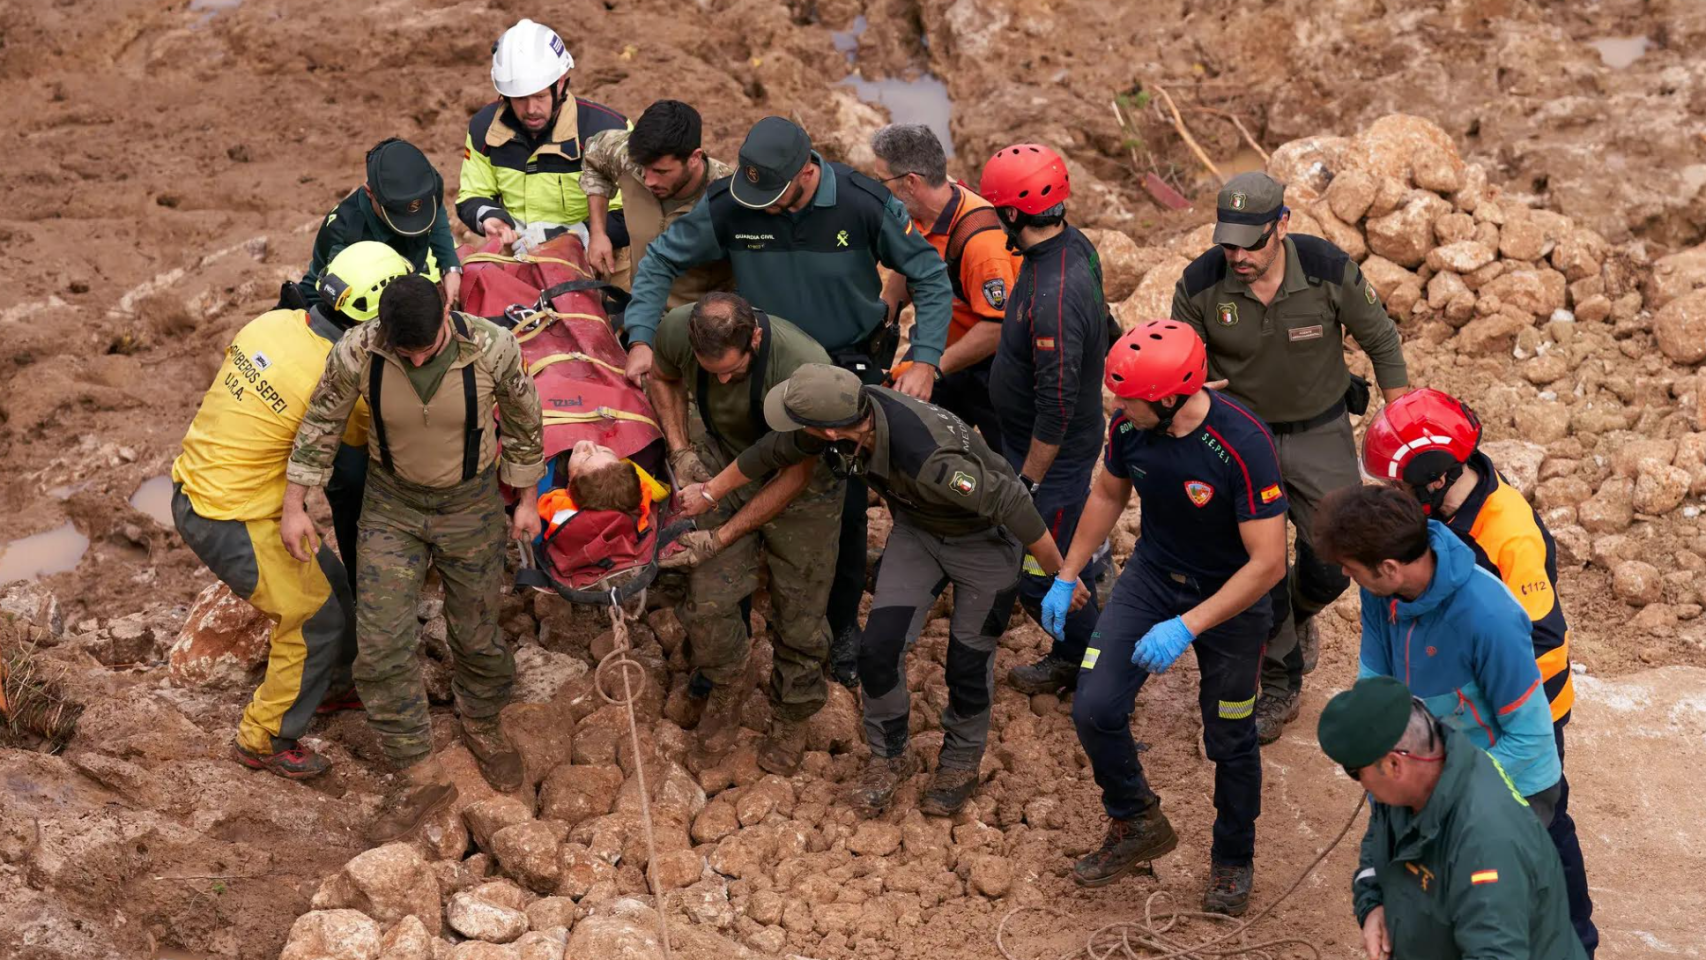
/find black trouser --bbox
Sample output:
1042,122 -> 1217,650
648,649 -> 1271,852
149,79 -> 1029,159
999,435 -> 1102,666
324,443 -> 369,593
825,352 -> 889,639
1072,558 -> 1269,865
1551,718 -> 1598,957
933,359 -> 1002,453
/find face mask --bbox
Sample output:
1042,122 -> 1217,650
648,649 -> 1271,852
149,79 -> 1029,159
1406,462 -> 1465,517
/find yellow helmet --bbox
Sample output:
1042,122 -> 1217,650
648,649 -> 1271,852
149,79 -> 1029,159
319,241 -> 413,322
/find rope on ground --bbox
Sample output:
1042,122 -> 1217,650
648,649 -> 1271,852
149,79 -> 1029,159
996,795 -> 1367,960
595,588 -> 673,960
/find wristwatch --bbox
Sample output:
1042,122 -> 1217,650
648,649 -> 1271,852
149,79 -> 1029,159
1019,475 -> 1039,495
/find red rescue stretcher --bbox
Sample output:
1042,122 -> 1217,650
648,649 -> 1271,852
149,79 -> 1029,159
458,235 -> 689,604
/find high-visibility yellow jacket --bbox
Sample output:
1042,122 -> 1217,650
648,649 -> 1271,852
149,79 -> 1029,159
456,98 -> 629,234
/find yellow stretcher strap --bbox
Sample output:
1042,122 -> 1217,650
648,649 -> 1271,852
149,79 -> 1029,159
542,407 -> 660,430
462,251 -> 592,279
513,311 -> 609,344
529,352 -> 627,378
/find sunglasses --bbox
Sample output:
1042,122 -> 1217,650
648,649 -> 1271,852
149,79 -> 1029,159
1220,221 -> 1277,254
1342,697 -> 1444,780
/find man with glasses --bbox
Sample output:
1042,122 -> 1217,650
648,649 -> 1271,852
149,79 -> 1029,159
1319,676 -> 1586,960
1312,485 -> 1563,822
1172,171 -> 1412,744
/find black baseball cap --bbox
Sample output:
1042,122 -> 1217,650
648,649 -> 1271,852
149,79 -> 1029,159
732,116 -> 813,210
1213,172 -> 1286,248
366,138 -> 442,237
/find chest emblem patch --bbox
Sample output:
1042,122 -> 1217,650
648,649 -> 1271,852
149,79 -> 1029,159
1216,302 -> 1238,326
950,471 -> 977,496
1184,480 -> 1214,507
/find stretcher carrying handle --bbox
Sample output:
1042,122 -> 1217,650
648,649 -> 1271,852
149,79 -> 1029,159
515,518 -> 697,606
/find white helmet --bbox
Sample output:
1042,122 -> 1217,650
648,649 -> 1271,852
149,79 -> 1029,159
491,19 -> 574,98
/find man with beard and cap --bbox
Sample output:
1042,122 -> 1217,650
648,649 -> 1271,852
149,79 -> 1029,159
1172,170 -> 1411,744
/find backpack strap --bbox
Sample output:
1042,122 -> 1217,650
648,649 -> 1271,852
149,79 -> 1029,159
943,204 -> 1003,305
368,359 -> 394,475
695,308 -> 773,451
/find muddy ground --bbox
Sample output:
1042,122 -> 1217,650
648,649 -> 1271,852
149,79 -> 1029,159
2,0 -> 1705,957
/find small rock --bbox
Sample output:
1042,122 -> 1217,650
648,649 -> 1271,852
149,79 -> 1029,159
514,930 -> 567,960
965,853 -> 1013,898
312,842 -> 442,931
1325,168 -> 1377,223
708,825 -> 777,879
281,909 -> 382,960
1411,141 -> 1465,193
1634,462 -> 1691,515
492,821 -> 566,893
167,581 -> 271,689
565,916 -> 663,960
378,915 -> 434,960
734,775 -> 796,827
538,763 -> 623,829
1455,311 -> 1528,355
1575,294 -> 1612,324
1478,441 -> 1545,498
690,797 -> 740,845
1632,603 -> 1678,634
1433,211 -> 1475,245
523,897 -> 578,934
1612,561 -> 1663,606
848,821 -> 902,857
1578,478 -> 1635,533
465,796 -> 534,854
557,843 -> 617,899
1366,193 -> 1450,268
1655,289 -> 1706,365
1113,256 -> 1191,331
1028,693 -> 1059,717
447,891 -> 529,944
1498,218 -> 1546,261
652,848 -> 704,890
1427,241 -> 1495,274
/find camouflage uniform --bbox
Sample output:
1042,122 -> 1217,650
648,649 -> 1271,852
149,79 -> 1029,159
652,305 -> 842,720
579,130 -> 734,306
288,313 -> 544,768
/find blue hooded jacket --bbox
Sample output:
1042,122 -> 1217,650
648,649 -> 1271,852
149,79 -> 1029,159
1358,520 -> 1561,797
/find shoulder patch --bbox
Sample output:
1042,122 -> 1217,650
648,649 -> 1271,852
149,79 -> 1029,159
1182,246 -> 1230,297
1289,234 -> 1351,286
950,471 -> 977,496
982,277 -> 1007,309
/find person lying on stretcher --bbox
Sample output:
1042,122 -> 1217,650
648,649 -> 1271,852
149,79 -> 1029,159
537,440 -> 670,536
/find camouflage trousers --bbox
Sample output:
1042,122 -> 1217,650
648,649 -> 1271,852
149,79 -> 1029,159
679,469 -> 843,722
355,466 -> 513,769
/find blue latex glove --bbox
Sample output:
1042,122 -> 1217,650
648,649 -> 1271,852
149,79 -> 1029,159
1040,577 -> 1077,639
1132,616 -> 1196,673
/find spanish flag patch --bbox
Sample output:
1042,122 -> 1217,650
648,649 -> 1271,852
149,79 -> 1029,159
1260,484 -> 1282,503
1470,869 -> 1499,885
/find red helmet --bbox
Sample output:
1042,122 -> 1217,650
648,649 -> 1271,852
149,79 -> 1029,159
978,144 -> 1071,215
1362,388 -> 1482,485
1105,320 -> 1208,401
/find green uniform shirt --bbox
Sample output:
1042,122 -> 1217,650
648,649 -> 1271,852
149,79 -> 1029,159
1172,234 -> 1409,424
738,387 -> 1046,544
402,338 -> 459,403
653,309 -> 831,466
623,155 -> 953,368
1352,725 -> 1586,960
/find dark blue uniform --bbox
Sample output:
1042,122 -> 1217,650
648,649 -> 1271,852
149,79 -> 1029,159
1073,392 -> 1286,867
989,226 -> 1115,665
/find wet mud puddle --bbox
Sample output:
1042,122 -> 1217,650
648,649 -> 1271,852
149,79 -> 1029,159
835,15 -> 956,157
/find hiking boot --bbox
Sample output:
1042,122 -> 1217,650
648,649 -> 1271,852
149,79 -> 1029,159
1203,861 -> 1254,916
1298,619 -> 1321,675
688,682 -> 748,769
1072,805 -> 1179,887
756,717 -> 809,777
849,752 -> 919,818
919,764 -> 979,817
232,739 -> 330,780
1253,690 -> 1301,746
462,717 -> 524,793
1008,652 -> 1078,695
315,688 -> 363,715
368,758 -> 458,844
829,625 -> 861,690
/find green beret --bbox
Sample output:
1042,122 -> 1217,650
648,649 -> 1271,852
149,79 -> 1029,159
1318,676 -> 1414,769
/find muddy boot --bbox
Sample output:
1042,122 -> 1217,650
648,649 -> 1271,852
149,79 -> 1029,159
1072,804 -> 1179,887
1253,689 -> 1301,746
687,682 -> 748,771
756,716 -> 809,777
1203,861 -> 1254,916
232,738 -> 330,781
1298,619 -> 1321,675
368,757 -> 458,844
849,752 -> 919,818
462,717 -> 524,793
829,625 -> 860,691
1008,652 -> 1078,695
918,764 -> 978,817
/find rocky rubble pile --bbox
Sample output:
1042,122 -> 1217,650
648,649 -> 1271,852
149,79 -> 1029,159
1082,115 -> 1706,640
268,574 -> 1139,960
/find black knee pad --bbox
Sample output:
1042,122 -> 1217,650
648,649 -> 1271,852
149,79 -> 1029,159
944,636 -> 995,718
1294,538 -> 1349,608
858,604 -> 917,698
